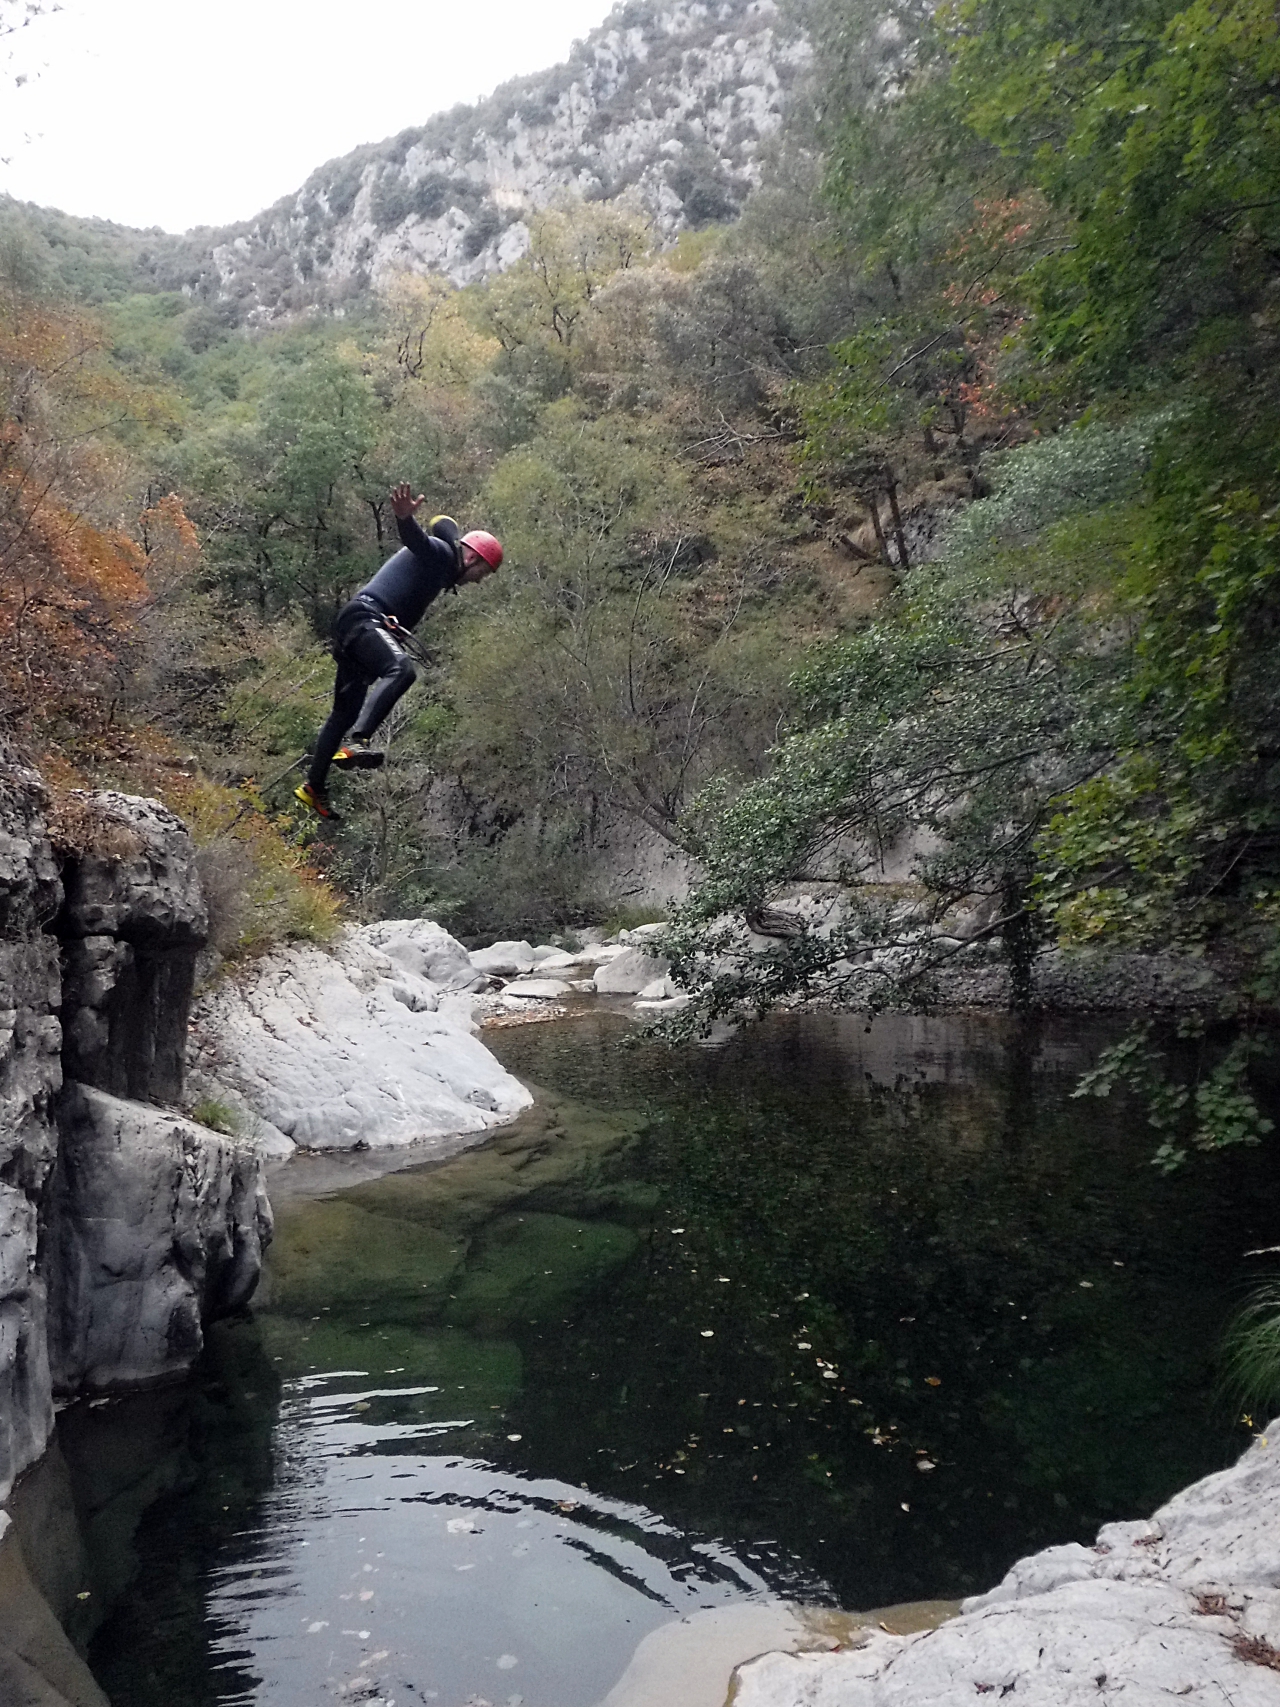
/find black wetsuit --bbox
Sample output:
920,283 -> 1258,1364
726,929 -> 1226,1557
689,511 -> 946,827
307,515 -> 460,792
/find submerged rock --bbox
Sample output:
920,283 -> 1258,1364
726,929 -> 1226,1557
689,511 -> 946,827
732,1424 -> 1280,1707
191,920 -> 533,1153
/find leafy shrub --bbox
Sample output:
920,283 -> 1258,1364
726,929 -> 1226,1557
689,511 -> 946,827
463,204 -> 504,259
165,777 -> 343,960
325,160 -> 366,220
371,172 -> 413,232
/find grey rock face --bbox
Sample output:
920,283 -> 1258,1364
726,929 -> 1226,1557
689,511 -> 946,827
58,793 -> 206,1106
0,772 -> 268,1501
0,762 -> 63,1504
47,1084 -> 271,1395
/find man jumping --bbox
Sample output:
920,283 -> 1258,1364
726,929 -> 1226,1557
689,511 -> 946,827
295,482 -> 503,820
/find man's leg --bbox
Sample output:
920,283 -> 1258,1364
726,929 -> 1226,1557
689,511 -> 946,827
308,656 -> 369,794
345,624 -> 417,743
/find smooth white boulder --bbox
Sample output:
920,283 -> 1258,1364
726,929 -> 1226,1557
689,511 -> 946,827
732,1426 -> 1280,1707
190,921 -> 532,1153
362,917 -> 484,990
594,948 -> 671,994
469,940 -> 536,976
529,948 -> 578,971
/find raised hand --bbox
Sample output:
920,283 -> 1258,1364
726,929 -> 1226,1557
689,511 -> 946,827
389,481 -> 425,520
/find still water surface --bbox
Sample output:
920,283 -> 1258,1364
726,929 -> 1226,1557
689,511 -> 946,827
79,1010 -> 1280,1705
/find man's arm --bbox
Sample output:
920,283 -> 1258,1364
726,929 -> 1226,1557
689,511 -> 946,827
389,481 -> 445,567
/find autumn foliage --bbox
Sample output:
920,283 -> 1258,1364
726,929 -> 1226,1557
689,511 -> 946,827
0,281 -> 180,764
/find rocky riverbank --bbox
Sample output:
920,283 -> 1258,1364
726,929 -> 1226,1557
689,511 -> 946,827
729,1423 -> 1280,1707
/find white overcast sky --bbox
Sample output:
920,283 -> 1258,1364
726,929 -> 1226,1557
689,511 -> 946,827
0,0 -> 616,233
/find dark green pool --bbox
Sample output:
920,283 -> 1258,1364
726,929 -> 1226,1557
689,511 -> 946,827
73,1009 -> 1279,1706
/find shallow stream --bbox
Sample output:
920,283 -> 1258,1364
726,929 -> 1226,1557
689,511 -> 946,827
64,1010 -> 1280,1706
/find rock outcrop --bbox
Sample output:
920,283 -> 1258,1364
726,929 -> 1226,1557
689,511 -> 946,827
46,1086 -> 269,1393
732,1426 -> 1280,1707
58,794 -> 206,1104
0,763 -> 62,1508
188,917 -> 532,1154
0,770 -> 271,1501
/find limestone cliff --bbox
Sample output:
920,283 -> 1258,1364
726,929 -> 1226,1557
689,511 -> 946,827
170,0 -> 809,312
0,767 -> 270,1505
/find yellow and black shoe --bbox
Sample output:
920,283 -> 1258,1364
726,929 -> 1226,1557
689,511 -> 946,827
294,781 -> 341,821
331,745 -> 385,770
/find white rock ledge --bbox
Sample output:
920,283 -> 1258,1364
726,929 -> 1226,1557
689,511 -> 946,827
189,920 -> 532,1156
732,1425 -> 1280,1707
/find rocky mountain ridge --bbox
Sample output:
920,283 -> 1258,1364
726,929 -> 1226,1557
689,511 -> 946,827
157,0 -> 808,314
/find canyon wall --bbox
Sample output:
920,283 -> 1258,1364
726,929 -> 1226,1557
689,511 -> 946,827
0,764 -> 270,1506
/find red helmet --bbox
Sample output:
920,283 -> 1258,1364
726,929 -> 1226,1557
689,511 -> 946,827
462,529 -> 503,569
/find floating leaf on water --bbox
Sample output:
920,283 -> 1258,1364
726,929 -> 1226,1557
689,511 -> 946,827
925,1376 -> 942,1387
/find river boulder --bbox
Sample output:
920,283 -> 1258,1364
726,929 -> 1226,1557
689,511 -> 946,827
190,921 -> 533,1152
593,947 -> 672,994
469,940 -> 537,976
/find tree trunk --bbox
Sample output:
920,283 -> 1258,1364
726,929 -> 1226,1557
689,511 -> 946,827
867,497 -> 890,562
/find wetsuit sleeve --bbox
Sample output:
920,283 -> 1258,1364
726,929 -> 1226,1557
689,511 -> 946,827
397,513 -> 457,581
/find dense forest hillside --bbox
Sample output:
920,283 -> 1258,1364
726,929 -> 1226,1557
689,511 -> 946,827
3,0 -> 1278,1170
